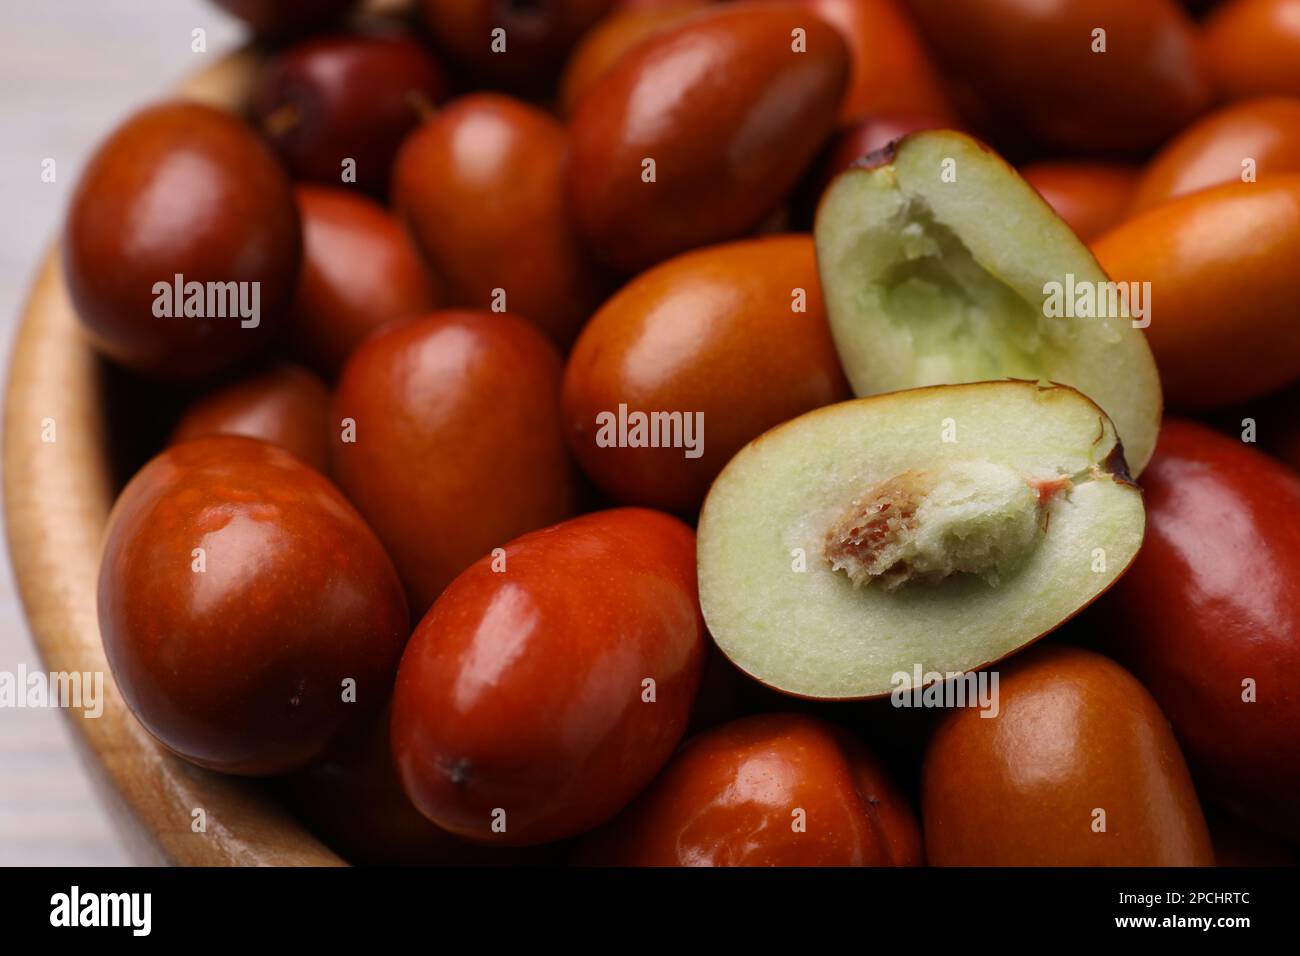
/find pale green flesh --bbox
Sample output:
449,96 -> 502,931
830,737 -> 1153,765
815,131 -> 1161,474
697,382 -> 1145,700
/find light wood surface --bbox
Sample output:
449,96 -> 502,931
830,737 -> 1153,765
3,47 -> 344,867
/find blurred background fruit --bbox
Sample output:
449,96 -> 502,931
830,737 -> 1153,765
902,0 -> 1214,153
168,362 -> 331,473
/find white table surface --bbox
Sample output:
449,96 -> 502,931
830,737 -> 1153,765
0,0 -> 245,867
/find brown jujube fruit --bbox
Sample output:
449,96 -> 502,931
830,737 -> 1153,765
1205,0 -> 1300,99
1103,419 -> 1300,840
252,33 -> 448,195
562,235 -> 850,515
922,645 -> 1214,866
566,4 -> 850,272
1092,176 -> 1300,408
558,2 -> 708,117
1020,162 -> 1140,243
289,185 -> 439,377
902,0 -> 1214,153
63,101 -> 300,382
331,311 -> 578,616
97,436 -> 409,776
286,703 -> 532,865
578,713 -> 923,866
790,0 -> 954,123
1129,97 -> 1300,213
418,0 -> 613,83
393,95 -> 605,346
168,363 -> 331,474
391,508 -> 704,847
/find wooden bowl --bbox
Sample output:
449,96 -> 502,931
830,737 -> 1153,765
2,49 -> 344,866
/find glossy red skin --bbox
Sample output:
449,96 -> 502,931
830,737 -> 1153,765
252,33 -> 447,195
562,235 -> 850,515
169,363 -> 331,473
63,101 -> 300,382
98,436 -> 409,775
1104,419 -> 1300,839
1206,0 -> 1300,98
1130,97 -> 1300,213
391,508 -> 705,846
211,0 -> 357,35
288,703 -> 533,865
577,713 -> 922,866
331,311 -> 578,617
923,645 -> 1214,866
1020,161 -> 1140,243
392,95 -> 606,346
566,4 -> 850,272
418,0 -> 613,82
792,0 -> 954,123
289,185 -> 439,377
558,2 -> 708,117
902,0 -> 1214,153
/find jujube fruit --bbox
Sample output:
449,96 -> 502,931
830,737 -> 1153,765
902,0 -> 1213,152
566,4 -> 850,271
64,101 -> 300,381
1129,96 -> 1300,213
391,508 -> 705,846
98,436 -> 409,775
1103,419 -> 1300,840
1205,0 -> 1300,99
252,32 -> 447,194
289,184 -> 439,377
1093,176 -> 1300,408
563,234 -> 850,515
168,363 -> 331,474
1020,161 -> 1140,243
578,713 -> 922,866
393,95 -> 606,347
331,311 -> 578,616
922,645 -> 1214,866
418,0 -> 613,83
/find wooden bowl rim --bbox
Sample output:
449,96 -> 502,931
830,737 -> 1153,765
2,47 -> 345,867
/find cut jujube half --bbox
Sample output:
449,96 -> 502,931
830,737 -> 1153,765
814,130 -> 1162,474
697,381 -> 1145,700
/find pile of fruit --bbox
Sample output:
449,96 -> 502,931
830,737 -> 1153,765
70,0 -> 1300,865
